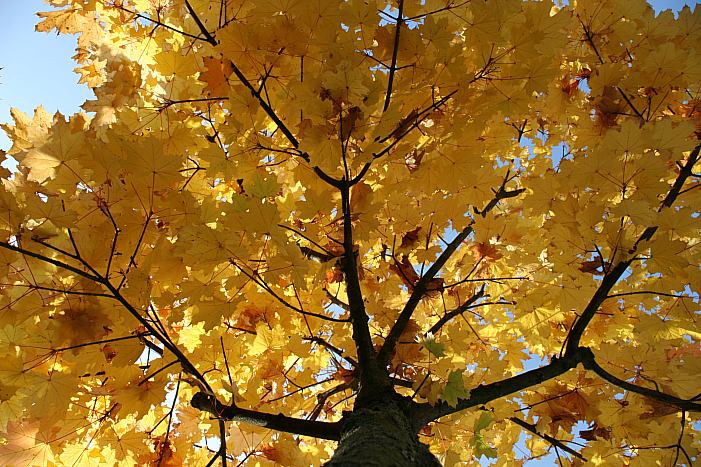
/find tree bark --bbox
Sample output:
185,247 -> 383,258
325,396 -> 441,467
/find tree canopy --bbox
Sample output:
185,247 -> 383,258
0,0 -> 700,465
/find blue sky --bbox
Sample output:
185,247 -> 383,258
0,0 -> 92,150
0,0 -> 698,465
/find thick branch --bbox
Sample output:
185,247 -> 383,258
350,91 -> 457,185
378,182 -> 525,368
565,144 -> 700,355
0,240 -> 211,390
191,392 -> 342,440
377,225 -> 473,368
410,349 -> 584,429
340,184 -> 390,402
410,345 -> 700,432
100,279 -> 210,389
181,0 -> 340,187
579,348 -> 701,412
563,260 -> 632,355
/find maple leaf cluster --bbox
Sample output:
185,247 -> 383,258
0,0 -> 700,465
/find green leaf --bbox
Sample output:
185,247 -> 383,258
474,411 -> 493,432
473,434 -> 498,459
440,370 -> 470,408
472,412 -> 497,459
249,172 -> 279,198
419,332 -> 446,358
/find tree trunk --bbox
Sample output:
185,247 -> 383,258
325,396 -> 441,467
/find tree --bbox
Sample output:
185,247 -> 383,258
0,0 -> 700,465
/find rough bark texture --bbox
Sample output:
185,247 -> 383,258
325,396 -> 441,467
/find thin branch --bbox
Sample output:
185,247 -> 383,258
606,291 -> 691,299
158,97 -> 228,109
30,237 -> 80,261
427,286 -> 486,335
390,376 -> 414,388
278,223 -> 335,257
145,303 -> 170,344
220,337 -> 235,394
115,4 -> 209,42
218,419 -> 228,467
50,331 -> 152,354
515,387 -> 581,413
324,288 -> 350,311
621,443 -> 694,465
118,211 -> 153,286
149,375 -> 181,437
474,176 -> 526,216
100,277 -> 211,391
231,261 -> 350,323
266,377 -> 335,403
180,0 -> 340,187
0,241 -> 101,283
383,0 -> 404,112
66,228 -> 81,257
578,17 -> 649,123
617,87 -> 645,121
350,90 -> 458,186
443,275 -> 527,289
672,411 -> 689,466
428,300 -> 510,335
184,0 -> 218,45
509,417 -> 587,461
103,205 -> 120,277
404,1 -> 471,21
138,359 -> 180,386
0,239 -> 211,391
15,283 -> 115,299
308,382 -> 354,421
304,336 -> 357,366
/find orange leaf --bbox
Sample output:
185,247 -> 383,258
200,56 -> 234,96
